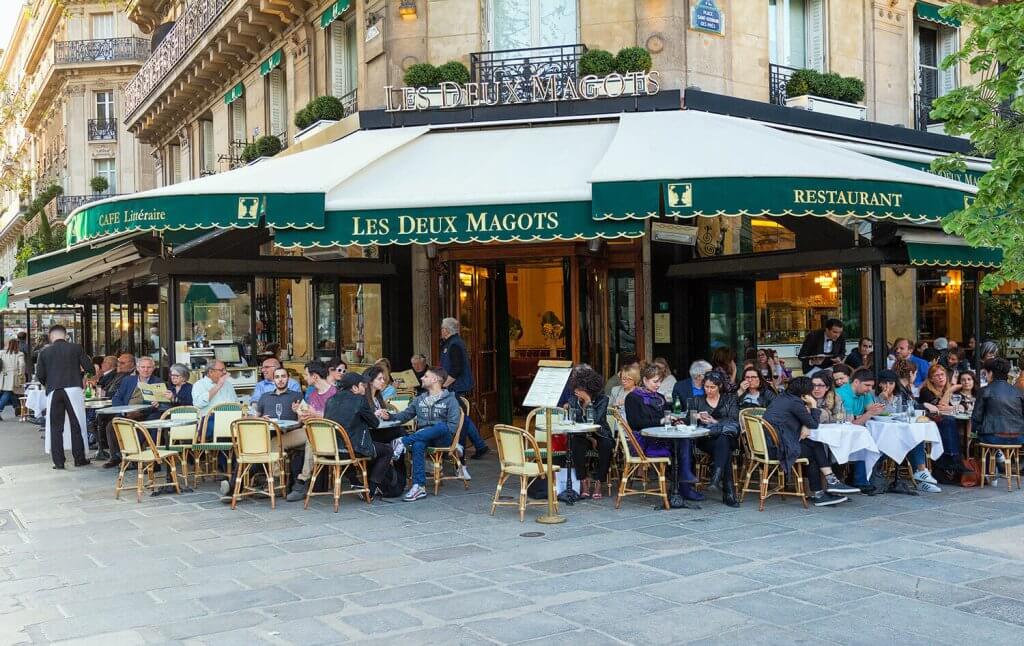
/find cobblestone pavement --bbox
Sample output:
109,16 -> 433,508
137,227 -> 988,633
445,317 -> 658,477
2,419 -> 1024,645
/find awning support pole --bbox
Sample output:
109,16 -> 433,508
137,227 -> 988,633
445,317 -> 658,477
870,264 -> 885,380
974,268 -> 982,370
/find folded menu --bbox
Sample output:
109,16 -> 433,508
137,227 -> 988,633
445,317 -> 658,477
137,381 -> 172,403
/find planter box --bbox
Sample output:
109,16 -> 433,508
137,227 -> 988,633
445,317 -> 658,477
292,119 -> 338,144
785,94 -> 866,120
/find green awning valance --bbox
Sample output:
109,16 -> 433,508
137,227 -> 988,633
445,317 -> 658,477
223,82 -> 244,105
259,49 -> 283,76
907,242 -> 1001,268
64,193 -> 324,246
274,201 -> 645,248
915,2 -> 960,28
0,285 -> 9,310
319,0 -> 351,28
593,177 -> 971,225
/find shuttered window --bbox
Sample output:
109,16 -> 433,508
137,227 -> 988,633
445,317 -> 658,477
917,23 -> 957,99
330,19 -> 358,99
268,69 -> 286,137
179,132 -> 191,182
768,0 -> 826,71
201,120 -> 215,173
230,99 -> 246,143
170,146 -> 181,184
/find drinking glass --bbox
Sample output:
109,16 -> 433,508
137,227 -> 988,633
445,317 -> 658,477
951,394 -> 962,412
275,403 -> 283,419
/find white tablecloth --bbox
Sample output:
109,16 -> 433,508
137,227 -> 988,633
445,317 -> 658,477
26,387 -> 47,417
865,419 -> 943,465
810,423 -> 881,475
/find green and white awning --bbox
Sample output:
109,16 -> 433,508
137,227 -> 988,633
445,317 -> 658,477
259,49 -> 282,76
223,82 -> 244,105
319,0 -> 351,28
589,111 -> 976,224
907,243 -> 1001,268
915,2 -> 960,28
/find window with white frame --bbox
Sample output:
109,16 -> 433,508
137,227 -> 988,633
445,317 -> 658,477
95,91 -> 114,121
267,68 -> 287,138
230,99 -> 246,143
168,145 -> 181,184
329,17 -> 358,101
94,158 -> 116,193
90,13 -> 114,39
487,0 -> 579,50
916,22 -> 958,103
200,120 -> 215,173
768,0 -> 826,71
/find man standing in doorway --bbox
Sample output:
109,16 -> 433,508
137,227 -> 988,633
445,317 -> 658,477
35,325 -> 93,470
439,317 -> 489,459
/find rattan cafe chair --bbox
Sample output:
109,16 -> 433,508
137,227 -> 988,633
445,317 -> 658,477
491,424 -> 559,521
228,418 -> 287,509
303,418 -> 371,512
191,402 -> 244,487
611,410 -> 670,510
739,415 -> 809,511
111,417 -> 182,502
161,405 -> 200,483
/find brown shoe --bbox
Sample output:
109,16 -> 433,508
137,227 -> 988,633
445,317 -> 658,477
102,458 -> 121,469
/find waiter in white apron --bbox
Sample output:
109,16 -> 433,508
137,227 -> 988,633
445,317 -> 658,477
35,324 -> 93,469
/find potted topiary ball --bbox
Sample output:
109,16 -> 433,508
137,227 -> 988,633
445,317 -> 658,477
89,176 -> 109,195
294,95 -> 347,143
784,68 -> 867,120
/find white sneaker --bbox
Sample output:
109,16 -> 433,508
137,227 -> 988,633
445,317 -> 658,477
917,481 -> 942,493
913,469 -> 938,485
456,444 -> 464,457
458,465 -> 471,480
392,442 -> 406,461
403,484 -> 427,502
996,450 -> 1006,464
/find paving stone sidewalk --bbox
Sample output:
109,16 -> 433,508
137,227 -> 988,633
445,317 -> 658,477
2,419 -> 1024,645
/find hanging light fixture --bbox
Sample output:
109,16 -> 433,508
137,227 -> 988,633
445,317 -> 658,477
399,0 -> 417,19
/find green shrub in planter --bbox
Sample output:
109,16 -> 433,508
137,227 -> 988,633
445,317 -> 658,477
785,68 -> 866,104
294,106 -> 313,130
239,142 -> 259,164
578,49 -> 615,76
838,76 -> 865,103
614,46 -> 652,74
89,176 -> 109,194
307,95 -> 345,122
404,63 -> 441,87
437,61 -> 470,84
254,135 -> 282,159
784,69 -> 816,98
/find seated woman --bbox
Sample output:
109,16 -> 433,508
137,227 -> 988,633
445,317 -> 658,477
956,370 -> 978,414
624,365 -> 701,504
736,366 -> 775,410
652,357 -> 677,401
565,367 -> 614,500
671,360 -> 712,409
609,365 -> 640,410
875,370 -> 939,491
710,347 -> 738,394
164,363 -> 194,409
755,348 -> 784,391
830,364 -> 853,389
762,377 -> 859,506
809,372 -> 845,424
690,371 -> 741,507
918,364 -> 966,472
972,357 -> 1024,447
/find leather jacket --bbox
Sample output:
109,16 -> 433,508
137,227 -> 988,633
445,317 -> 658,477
972,380 -> 1024,442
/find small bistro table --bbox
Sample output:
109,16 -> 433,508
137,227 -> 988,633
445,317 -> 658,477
641,425 -> 710,510
535,419 -> 601,504
865,418 -> 943,465
811,423 -> 882,475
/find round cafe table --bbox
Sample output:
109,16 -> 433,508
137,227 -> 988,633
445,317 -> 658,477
26,387 -> 47,417
865,418 -> 943,465
84,399 -> 114,410
641,425 -> 710,510
534,420 -> 601,504
97,404 -> 153,416
810,423 -> 881,476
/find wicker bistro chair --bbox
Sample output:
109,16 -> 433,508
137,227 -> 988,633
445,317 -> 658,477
229,418 -> 287,509
191,402 -> 244,486
111,417 -> 182,502
979,441 -> 1022,491
424,408 -> 468,495
303,418 -> 371,512
610,410 -> 671,510
523,407 -> 568,462
161,406 -> 201,483
739,415 -> 809,511
491,424 -> 560,521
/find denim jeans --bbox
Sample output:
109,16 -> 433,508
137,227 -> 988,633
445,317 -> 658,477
852,442 -> 928,484
455,392 -> 487,451
0,390 -> 15,416
402,422 -> 453,486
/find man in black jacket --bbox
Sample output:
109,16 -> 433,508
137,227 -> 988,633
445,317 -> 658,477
324,372 -> 393,495
973,357 -> 1024,447
36,325 -> 93,469
798,318 -> 846,376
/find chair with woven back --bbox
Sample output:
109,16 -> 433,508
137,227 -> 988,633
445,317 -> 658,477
424,406 -> 468,495
524,407 -> 567,463
979,440 -> 1022,491
491,424 -> 559,521
192,402 -> 244,487
739,414 -> 809,511
111,417 -> 182,502
736,407 -> 765,485
161,405 -> 200,483
228,418 -> 287,509
303,418 -> 371,511
610,409 -> 670,510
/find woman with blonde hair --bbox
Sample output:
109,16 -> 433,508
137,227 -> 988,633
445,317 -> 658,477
0,338 -> 25,420
609,365 -> 640,410
918,363 -> 966,472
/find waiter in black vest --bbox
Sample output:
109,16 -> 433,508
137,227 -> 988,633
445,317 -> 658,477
36,325 -> 93,469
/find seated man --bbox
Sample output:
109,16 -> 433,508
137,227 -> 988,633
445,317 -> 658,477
191,360 -> 238,418
836,368 -> 885,494
104,356 -> 163,467
249,357 -> 300,406
383,367 -> 462,502
253,367 -> 302,421
324,372 -> 393,495
973,357 -> 1024,449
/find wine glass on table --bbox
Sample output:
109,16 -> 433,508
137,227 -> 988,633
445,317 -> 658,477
275,403 -> 283,420
950,394 -> 962,414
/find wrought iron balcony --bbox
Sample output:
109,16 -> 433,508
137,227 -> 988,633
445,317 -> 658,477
338,88 -> 358,118
769,63 -> 799,105
125,0 -> 233,119
914,93 -> 939,131
54,38 -> 150,65
57,194 -> 123,217
470,44 -> 585,103
88,118 -> 118,141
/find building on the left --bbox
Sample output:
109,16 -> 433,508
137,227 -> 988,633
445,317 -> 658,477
0,0 -> 155,318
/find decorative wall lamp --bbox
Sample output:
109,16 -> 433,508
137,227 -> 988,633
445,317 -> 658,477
399,0 -> 417,20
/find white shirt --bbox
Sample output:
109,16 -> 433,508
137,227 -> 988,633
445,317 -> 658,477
191,376 -> 239,415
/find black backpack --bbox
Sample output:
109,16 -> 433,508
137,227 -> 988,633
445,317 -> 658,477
378,460 -> 406,498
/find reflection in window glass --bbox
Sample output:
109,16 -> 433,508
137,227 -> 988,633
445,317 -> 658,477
178,280 -> 252,362
316,282 -> 337,357
339,283 -> 382,364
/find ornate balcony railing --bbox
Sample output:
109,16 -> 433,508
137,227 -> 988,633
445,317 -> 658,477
914,92 -> 938,131
88,118 -> 118,141
338,88 -> 358,118
54,38 -> 150,65
470,44 -> 585,103
125,0 -> 233,119
57,194 -> 123,217
769,63 -> 799,105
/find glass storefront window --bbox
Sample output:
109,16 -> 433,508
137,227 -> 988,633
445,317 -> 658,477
696,216 -> 797,258
339,283 -> 382,364
178,280 -> 253,360
0,310 -> 28,344
757,270 -> 842,344
109,302 -> 128,355
134,303 -> 160,362
917,269 -> 974,343
316,281 -> 337,356
608,270 -> 637,359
